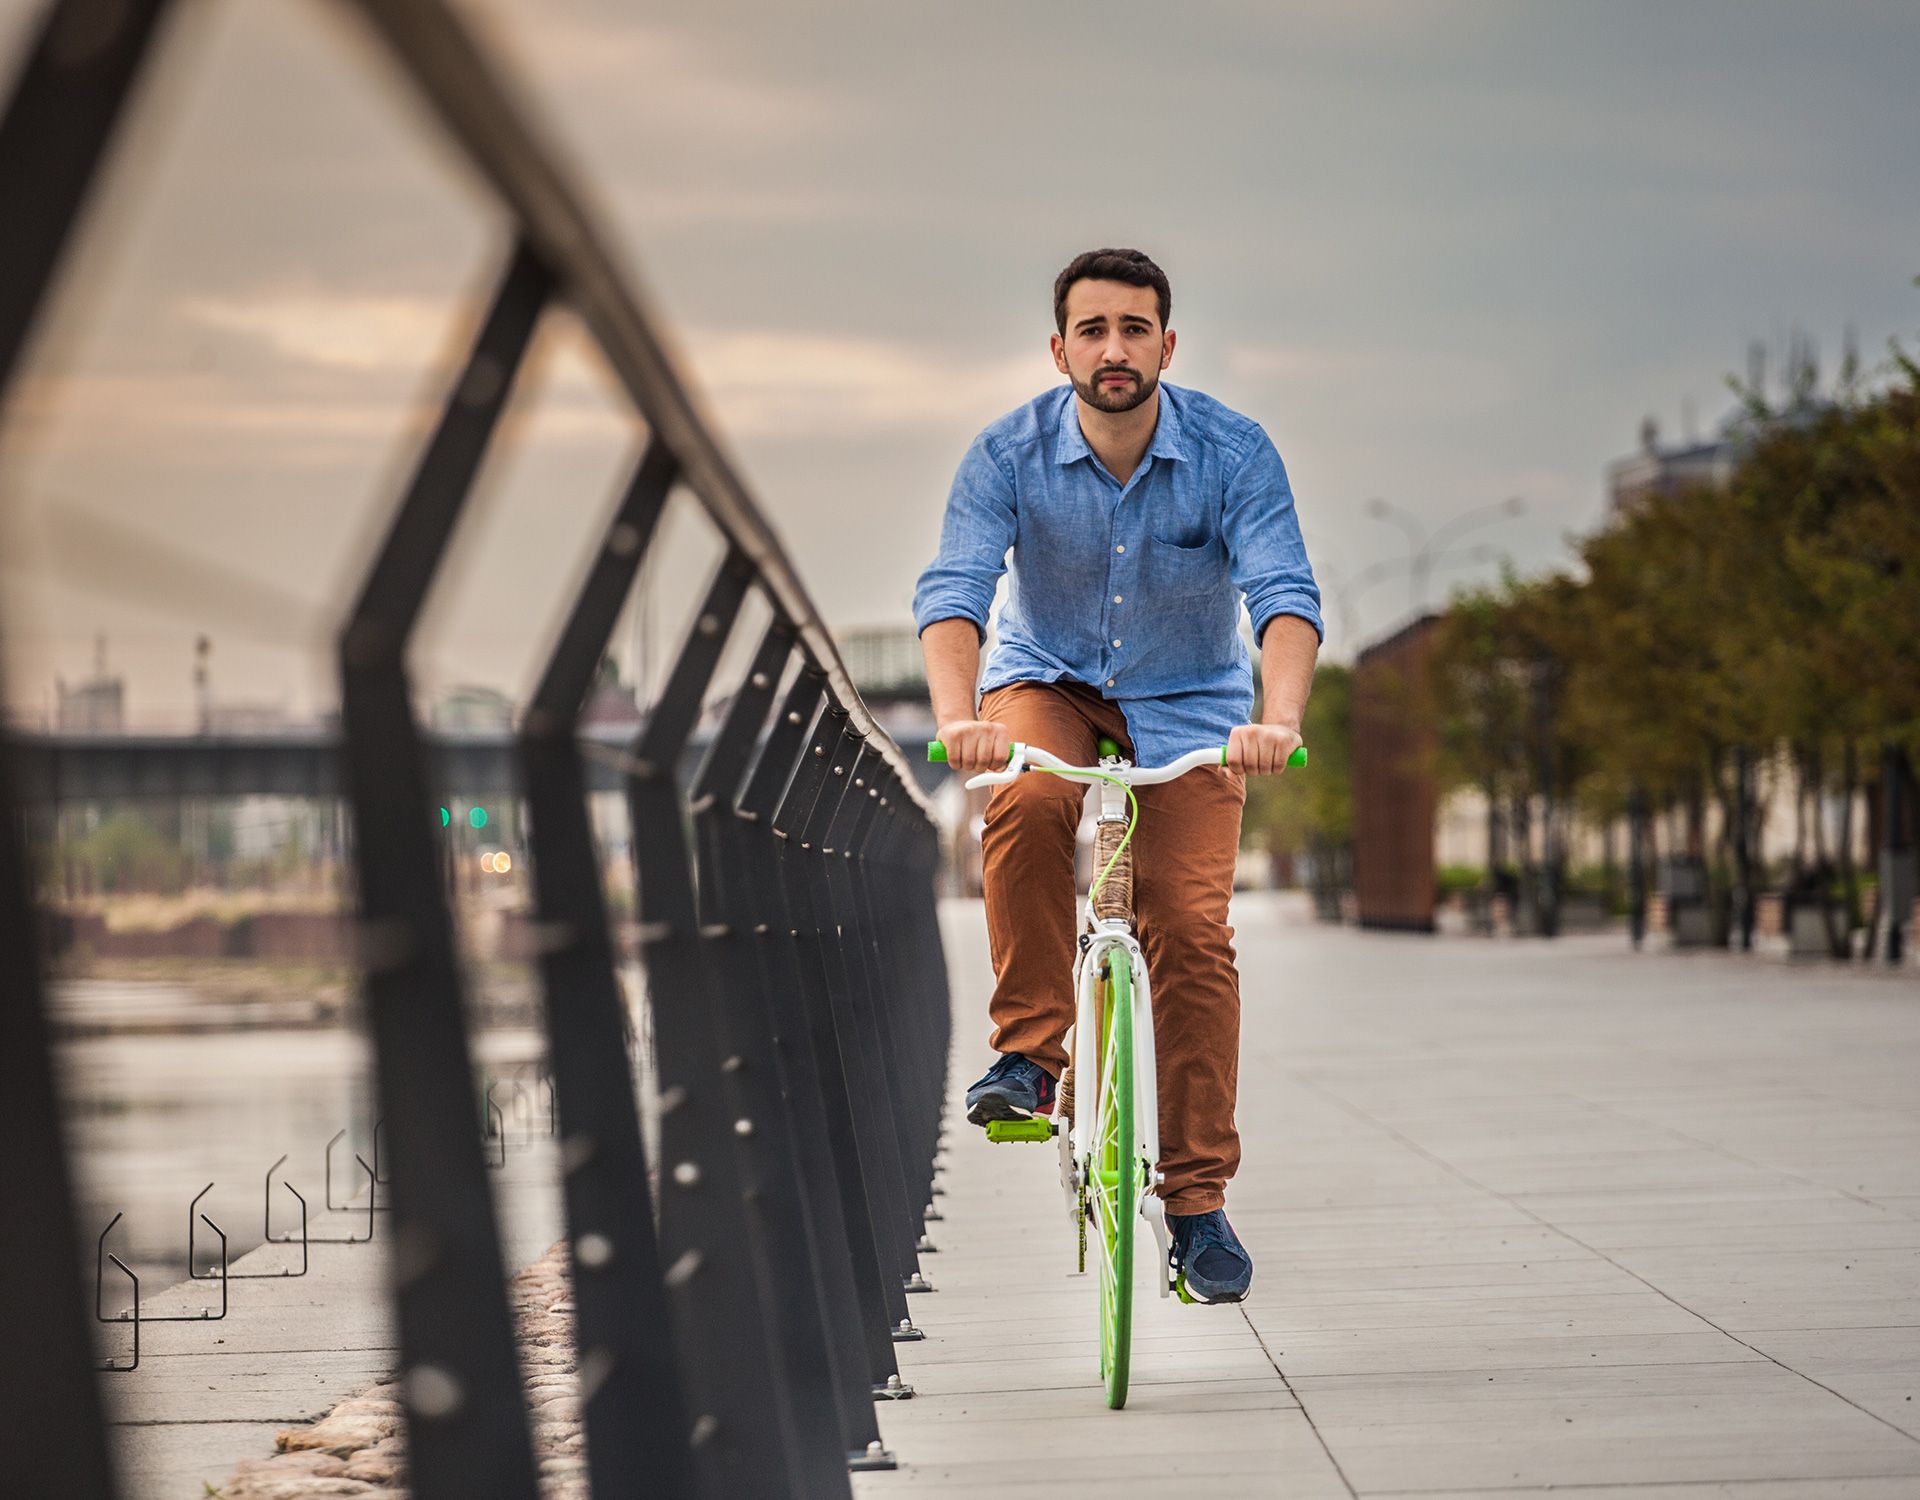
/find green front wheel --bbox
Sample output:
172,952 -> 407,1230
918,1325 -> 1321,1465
1093,954 -> 1136,1408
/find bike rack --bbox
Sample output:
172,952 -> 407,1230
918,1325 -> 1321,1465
96,1207 -> 226,1328
233,1157 -> 310,1278
95,1248 -> 137,1374
481,1085 -> 508,1168
317,1133 -> 378,1243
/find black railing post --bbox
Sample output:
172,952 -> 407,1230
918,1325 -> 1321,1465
858,770 -> 946,1223
815,738 -> 932,1295
519,437 -> 696,1498
734,671 -> 902,1466
834,753 -> 937,1256
337,243 -> 550,1500
771,701 -> 920,1361
626,556 -> 801,1498
688,621 -> 860,1494
0,3 -> 181,1494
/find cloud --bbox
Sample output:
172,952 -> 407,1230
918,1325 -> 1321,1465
182,283 -> 1056,438
468,4 -> 849,145
182,291 -> 460,374
681,331 -> 1055,439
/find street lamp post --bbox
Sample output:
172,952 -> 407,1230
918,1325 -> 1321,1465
1364,495 -> 1527,615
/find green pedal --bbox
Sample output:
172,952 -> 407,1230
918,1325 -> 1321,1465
984,1118 -> 1055,1144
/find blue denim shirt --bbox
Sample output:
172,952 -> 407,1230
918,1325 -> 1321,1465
913,382 -> 1321,767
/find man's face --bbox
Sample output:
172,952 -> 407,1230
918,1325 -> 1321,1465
1051,279 -> 1175,415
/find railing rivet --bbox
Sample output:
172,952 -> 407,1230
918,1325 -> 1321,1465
672,1161 -> 701,1187
406,1364 -> 464,1419
788,711 -> 803,724
690,1414 -> 719,1446
733,1117 -> 754,1137
697,613 -> 719,635
658,1085 -> 687,1114
665,1249 -> 703,1287
722,1055 -> 744,1073
750,671 -> 770,688
608,521 -> 642,557
577,1347 -> 616,1401
576,1232 -> 615,1269
813,745 -> 826,757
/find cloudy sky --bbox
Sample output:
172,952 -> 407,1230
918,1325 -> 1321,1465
2,0 -> 1916,726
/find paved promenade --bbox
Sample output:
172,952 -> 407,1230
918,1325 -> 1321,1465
860,894 -> 1920,1498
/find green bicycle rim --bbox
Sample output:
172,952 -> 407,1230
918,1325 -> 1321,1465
1095,953 -> 1135,1409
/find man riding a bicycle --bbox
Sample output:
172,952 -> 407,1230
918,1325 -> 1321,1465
914,247 -> 1321,1305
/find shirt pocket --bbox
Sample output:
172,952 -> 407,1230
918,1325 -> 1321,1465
1144,532 -> 1226,598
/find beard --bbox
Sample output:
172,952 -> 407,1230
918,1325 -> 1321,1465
1070,362 -> 1158,414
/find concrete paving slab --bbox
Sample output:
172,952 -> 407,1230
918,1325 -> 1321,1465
1288,1362 -> 1920,1492
898,895 -> 1920,1492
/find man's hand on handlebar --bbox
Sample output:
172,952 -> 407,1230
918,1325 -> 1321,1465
934,719 -> 1012,774
1226,722 -> 1303,776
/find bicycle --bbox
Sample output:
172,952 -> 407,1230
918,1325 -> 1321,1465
928,734 -> 1306,1408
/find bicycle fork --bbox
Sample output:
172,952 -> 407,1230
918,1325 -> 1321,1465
1067,924 -> 1174,1299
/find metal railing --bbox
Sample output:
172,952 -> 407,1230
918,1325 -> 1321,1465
0,2 -> 950,1496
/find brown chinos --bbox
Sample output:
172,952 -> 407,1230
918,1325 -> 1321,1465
978,680 -> 1245,1215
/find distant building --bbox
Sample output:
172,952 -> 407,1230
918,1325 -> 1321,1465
431,684 -> 515,733
581,657 -> 642,733
840,626 -> 927,705
205,701 -> 299,735
56,638 -> 124,733
1606,416 -> 1736,517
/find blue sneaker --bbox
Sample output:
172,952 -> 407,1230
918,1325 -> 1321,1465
1170,1209 -> 1253,1303
964,1053 -> 1056,1126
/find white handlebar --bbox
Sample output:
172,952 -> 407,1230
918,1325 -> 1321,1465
962,742 -> 1225,792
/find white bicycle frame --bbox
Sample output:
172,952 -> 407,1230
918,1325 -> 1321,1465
965,740 -> 1228,1298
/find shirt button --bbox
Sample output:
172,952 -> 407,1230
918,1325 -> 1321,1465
1106,678 -> 1116,687
1111,638 -> 1122,648
1114,544 -> 1125,554
1113,594 -> 1123,604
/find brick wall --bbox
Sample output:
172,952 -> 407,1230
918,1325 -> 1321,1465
1351,615 -> 1440,932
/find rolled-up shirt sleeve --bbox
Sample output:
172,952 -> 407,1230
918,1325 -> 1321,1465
912,433 -> 1017,644
1223,428 -> 1323,645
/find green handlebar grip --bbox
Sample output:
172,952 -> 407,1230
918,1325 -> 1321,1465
1218,744 -> 1311,767
1096,736 -> 1121,758
927,741 -> 946,763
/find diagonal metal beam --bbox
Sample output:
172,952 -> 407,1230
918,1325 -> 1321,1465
0,0 -> 174,398
338,242 -> 550,1500
0,7 -> 174,1494
337,0 -> 931,817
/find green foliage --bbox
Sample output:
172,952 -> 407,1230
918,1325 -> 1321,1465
71,810 -> 187,895
1422,322 -> 1920,933
1243,662 -> 1352,854
1435,864 -> 1484,895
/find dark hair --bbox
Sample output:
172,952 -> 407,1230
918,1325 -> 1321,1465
1053,248 -> 1171,334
